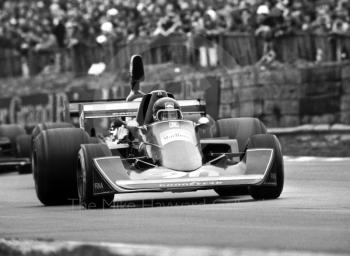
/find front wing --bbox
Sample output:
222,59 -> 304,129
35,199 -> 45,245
91,148 -> 274,195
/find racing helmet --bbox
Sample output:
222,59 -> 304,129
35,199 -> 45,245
152,97 -> 183,121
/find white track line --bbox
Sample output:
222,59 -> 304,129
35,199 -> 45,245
0,239 -> 346,256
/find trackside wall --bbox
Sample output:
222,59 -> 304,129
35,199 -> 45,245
0,62 -> 350,128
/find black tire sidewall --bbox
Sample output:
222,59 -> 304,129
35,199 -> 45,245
216,118 -> 267,152
32,122 -> 73,143
78,144 -> 113,209
247,134 -> 284,200
33,128 -> 89,205
214,118 -> 267,197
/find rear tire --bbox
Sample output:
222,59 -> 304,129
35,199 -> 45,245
31,122 -> 73,142
32,128 -> 90,205
248,134 -> 284,200
77,144 -> 114,209
214,118 -> 266,197
216,118 -> 266,152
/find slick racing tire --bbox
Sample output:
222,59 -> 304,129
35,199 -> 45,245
0,124 -> 26,154
216,117 -> 267,152
248,134 -> 284,200
214,118 -> 266,197
32,128 -> 90,205
32,122 -> 74,142
77,144 -> 114,209
16,134 -> 32,174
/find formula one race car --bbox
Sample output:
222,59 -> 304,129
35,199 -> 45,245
0,124 -> 32,174
0,123 -> 74,174
32,56 -> 284,208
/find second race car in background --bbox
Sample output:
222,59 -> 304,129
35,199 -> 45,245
0,124 -> 31,174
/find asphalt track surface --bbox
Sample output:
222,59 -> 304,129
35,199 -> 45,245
0,157 -> 350,255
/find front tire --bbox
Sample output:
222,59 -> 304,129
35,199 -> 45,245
214,118 -> 266,197
78,144 -> 114,209
248,134 -> 284,200
32,128 -> 90,205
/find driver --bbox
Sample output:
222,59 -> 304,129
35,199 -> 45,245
108,118 -> 130,143
152,97 -> 183,122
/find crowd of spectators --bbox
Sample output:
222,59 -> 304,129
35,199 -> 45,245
0,0 -> 350,72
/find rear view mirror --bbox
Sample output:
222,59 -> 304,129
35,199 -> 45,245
130,55 -> 145,83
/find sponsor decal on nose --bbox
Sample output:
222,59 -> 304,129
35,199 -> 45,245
160,129 -> 193,145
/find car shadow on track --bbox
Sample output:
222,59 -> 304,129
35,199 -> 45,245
109,195 -> 255,209
20,195 -> 281,210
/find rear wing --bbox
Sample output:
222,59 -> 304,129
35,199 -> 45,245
69,99 -> 123,119
69,99 -> 206,119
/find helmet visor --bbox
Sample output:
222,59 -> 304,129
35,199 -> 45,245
156,109 -> 182,121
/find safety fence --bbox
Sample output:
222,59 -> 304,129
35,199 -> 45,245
0,32 -> 349,78
220,32 -> 350,67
